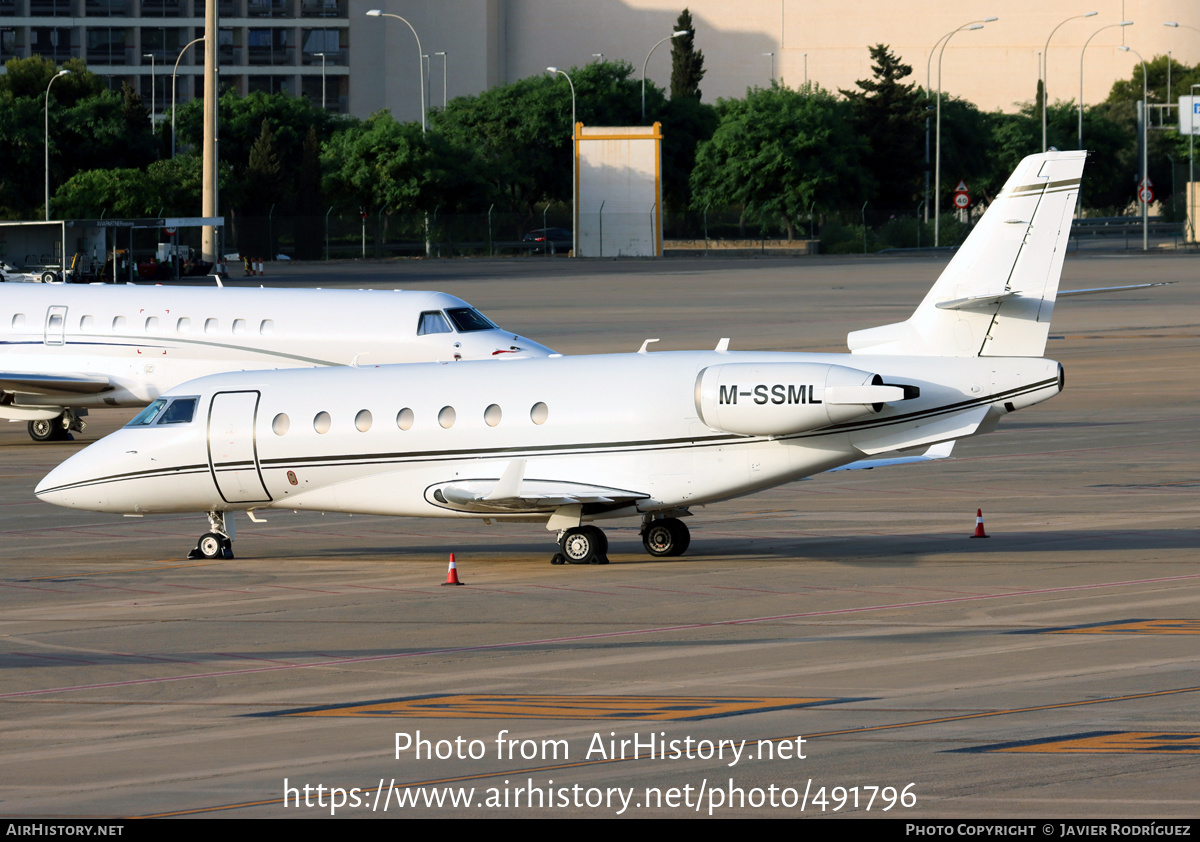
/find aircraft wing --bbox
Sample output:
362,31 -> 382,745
827,441 -> 955,472
0,372 -> 113,396
431,462 -> 648,514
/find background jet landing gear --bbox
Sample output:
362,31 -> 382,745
27,409 -> 86,442
187,511 -> 234,559
641,517 -> 691,558
551,525 -> 609,565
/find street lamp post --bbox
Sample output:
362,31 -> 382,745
143,52 -> 156,124
1079,22 -> 1134,151
314,51 -> 328,111
1042,12 -> 1097,152
172,37 -> 204,158
365,9 -> 425,133
933,18 -> 995,247
44,68 -> 69,221
925,18 -> 995,227
1120,45 -> 1150,251
435,51 -> 447,109
547,67 -> 577,258
641,30 -> 687,121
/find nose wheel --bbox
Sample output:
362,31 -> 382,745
641,517 -> 690,557
187,511 -> 235,559
552,525 -> 609,565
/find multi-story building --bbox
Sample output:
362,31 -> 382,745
0,0 -> 350,114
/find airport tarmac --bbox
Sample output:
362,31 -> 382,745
1,254 -> 1197,819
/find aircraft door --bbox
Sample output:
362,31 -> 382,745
44,306 -> 67,346
207,390 -> 272,504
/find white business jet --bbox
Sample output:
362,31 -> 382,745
1,283 -> 554,441
37,151 -> 1084,563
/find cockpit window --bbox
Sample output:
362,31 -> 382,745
158,397 -> 198,424
127,399 -> 168,426
445,307 -> 498,332
417,311 -> 452,335
125,397 -> 198,427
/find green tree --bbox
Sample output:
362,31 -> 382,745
840,45 -> 925,211
690,83 -> 871,239
670,9 -> 705,101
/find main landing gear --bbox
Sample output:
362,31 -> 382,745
27,409 -> 87,442
549,516 -> 691,566
187,511 -> 234,560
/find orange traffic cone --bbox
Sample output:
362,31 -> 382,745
970,508 -> 989,539
442,553 -> 465,585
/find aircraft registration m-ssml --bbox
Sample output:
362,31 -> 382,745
38,151 -> 1090,563
1,283 -> 553,441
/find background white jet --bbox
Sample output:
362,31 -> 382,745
2,283 -> 553,441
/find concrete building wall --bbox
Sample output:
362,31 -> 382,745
350,0 -> 1200,123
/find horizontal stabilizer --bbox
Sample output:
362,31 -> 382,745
0,372 -> 112,396
849,406 -> 988,456
1058,282 -> 1173,297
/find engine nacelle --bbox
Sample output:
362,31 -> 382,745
694,362 -> 912,436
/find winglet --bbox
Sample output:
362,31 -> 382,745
483,459 -> 526,501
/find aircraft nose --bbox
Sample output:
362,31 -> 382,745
462,332 -> 556,360
35,443 -> 112,510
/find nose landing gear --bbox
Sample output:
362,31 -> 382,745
187,511 -> 234,559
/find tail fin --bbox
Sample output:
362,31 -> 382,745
848,150 -> 1085,357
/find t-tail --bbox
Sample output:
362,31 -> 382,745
848,150 -> 1085,358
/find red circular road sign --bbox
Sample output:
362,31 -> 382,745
163,226 -> 177,236
953,192 -> 970,209
1138,186 -> 1154,204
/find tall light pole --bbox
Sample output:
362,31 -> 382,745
641,30 -> 687,121
1163,24 -> 1200,242
1120,45 -> 1150,251
44,68 -> 69,221
547,67 -> 577,258
1042,12 -> 1097,152
314,51 -> 328,111
933,18 -> 995,247
366,9 -> 425,133
925,18 -> 995,225
143,52 -> 156,124
435,51 -> 447,108
763,51 -> 774,83
172,36 -> 203,158
1079,22 -> 1133,151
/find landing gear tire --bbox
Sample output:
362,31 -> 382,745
558,526 -> 609,565
642,518 -> 690,558
28,415 -> 69,442
189,532 -> 233,560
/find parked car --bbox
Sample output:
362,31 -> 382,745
522,227 -> 573,254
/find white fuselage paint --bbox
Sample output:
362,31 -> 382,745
1,283 -> 554,419
35,350 -> 1063,523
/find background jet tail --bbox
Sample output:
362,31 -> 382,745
848,150 -> 1085,358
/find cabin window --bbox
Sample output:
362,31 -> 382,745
158,397 -> 197,424
417,311 -> 452,335
113,316 -> 126,331
438,406 -> 456,429
355,409 -> 372,432
144,316 -> 159,332
313,411 -> 331,434
272,413 -> 290,435
445,308 -> 498,332
79,315 -> 94,331
48,314 -> 63,331
176,317 -> 191,333
127,399 -> 168,426
530,402 -> 548,425
204,318 -> 218,335
260,319 -> 275,336
12,314 -> 25,329
396,408 -> 414,430
484,404 -> 502,427
232,318 -> 247,335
